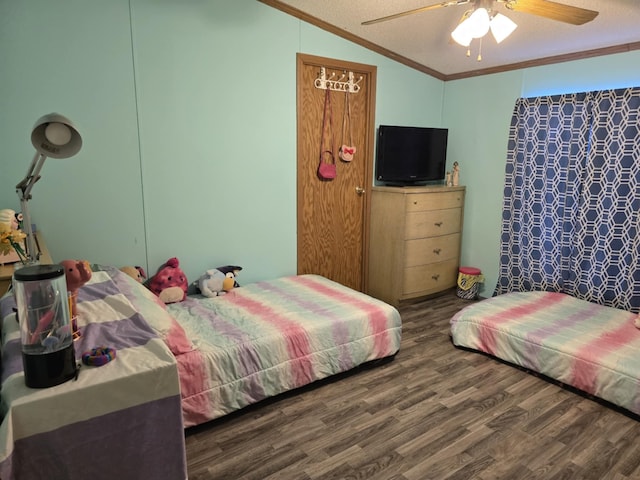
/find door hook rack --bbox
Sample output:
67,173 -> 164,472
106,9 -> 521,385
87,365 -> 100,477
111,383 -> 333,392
315,67 -> 362,93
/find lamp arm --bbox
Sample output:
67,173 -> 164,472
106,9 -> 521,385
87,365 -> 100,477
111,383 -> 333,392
16,152 -> 47,201
15,152 -> 47,264
19,195 -> 39,263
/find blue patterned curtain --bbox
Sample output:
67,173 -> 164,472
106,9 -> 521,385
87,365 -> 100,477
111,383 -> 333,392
495,87 -> 640,312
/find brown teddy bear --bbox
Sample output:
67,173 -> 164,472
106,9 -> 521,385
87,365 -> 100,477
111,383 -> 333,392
120,265 -> 146,283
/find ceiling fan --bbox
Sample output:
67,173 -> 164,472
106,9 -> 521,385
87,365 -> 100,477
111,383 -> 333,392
361,0 -> 599,27
362,0 -> 598,60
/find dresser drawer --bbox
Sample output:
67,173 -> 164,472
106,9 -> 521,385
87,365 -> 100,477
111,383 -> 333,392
405,191 -> 464,213
402,258 -> 459,295
405,208 -> 461,239
404,233 -> 461,267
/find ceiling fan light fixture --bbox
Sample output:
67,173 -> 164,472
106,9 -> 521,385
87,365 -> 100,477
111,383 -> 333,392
451,7 -> 490,46
451,23 -> 472,47
466,7 -> 490,38
490,13 -> 517,43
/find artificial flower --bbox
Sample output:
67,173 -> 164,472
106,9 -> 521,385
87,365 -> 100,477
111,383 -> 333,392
0,223 -> 27,263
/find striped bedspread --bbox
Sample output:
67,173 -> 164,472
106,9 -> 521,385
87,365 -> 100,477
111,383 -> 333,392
166,274 -> 402,427
0,267 -> 187,480
450,291 -> 640,416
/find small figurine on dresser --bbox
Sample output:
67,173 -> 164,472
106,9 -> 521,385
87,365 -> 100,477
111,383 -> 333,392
446,171 -> 452,187
452,161 -> 460,186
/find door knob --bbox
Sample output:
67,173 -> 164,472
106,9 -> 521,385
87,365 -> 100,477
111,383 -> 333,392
355,186 -> 366,195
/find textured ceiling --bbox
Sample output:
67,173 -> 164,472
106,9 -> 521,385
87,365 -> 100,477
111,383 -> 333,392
262,0 -> 640,79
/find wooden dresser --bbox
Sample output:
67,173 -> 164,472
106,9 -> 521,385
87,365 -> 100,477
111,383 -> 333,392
0,232 -> 53,296
367,185 -> 465,306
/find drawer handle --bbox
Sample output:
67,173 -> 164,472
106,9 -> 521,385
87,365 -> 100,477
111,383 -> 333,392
432,274 -> 440,281
433,248 -> 441,255
434,221 -> 443,227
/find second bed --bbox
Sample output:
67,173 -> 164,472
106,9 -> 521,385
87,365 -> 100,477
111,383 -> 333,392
450,290 -> 640,417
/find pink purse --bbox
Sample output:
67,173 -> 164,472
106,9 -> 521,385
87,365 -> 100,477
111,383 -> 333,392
339,90 -> 356,162
339,145 -> 355,162
318,151 -> 337,179
318,88 -> 337,180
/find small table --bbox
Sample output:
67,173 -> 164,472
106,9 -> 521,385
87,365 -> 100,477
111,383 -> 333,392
0,232 -> 52,296
0,268 -> 188,478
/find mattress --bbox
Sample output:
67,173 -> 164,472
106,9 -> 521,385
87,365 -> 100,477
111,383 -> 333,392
166,274 -> 402,427
450,291 -> 640,416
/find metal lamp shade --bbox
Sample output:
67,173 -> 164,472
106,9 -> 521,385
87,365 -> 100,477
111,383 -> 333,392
31,113 -> 82,159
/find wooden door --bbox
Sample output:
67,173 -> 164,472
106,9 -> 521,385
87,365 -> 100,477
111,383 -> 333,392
296,53 -> 377,291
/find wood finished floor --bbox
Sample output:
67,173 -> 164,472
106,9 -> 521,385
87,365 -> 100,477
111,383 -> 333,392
185,290 -> 640,480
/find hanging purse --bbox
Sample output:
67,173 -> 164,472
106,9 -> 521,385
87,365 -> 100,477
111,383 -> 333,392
318,151 -> 337,180
338,89 -> 356,162
318,88 -> 337,180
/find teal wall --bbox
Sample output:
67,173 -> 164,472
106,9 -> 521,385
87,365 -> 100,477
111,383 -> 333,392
0,0 -> 145,269
1,0 -> 639,292
443,71 -> 522,297
0,0 -> 443,284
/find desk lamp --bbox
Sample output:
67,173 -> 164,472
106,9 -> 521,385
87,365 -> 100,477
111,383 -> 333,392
15,113 -> 82,264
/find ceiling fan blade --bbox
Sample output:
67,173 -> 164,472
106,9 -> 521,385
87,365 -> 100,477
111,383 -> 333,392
505,0 -> 598,25
362,0 -> 471,26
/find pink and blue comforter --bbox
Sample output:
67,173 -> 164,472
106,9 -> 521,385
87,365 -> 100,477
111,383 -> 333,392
166,274 -> 402,427
450,291 -> 640,416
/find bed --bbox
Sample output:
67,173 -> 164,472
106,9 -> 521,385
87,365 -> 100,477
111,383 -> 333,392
0,266 -> 401,477
450,290 -> 640,417
165,273 -> 402,427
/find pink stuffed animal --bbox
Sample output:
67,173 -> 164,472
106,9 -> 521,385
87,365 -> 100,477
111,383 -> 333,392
60,259 -> 92,338
148,257 -> 188,304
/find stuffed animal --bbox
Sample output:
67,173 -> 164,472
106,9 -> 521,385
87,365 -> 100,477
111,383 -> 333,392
120,265 -> 147,283
60,259 -> 92,338
0,209 -> 20,230
148,257 -> 188,304
197,265 -> 242,297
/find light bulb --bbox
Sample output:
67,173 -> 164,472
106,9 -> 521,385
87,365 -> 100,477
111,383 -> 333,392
44,122 -> 72,146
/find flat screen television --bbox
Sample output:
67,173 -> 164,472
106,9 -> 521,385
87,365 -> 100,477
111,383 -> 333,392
375,125 -> 448,186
